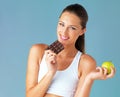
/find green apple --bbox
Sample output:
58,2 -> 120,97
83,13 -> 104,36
101,61 -> 114,74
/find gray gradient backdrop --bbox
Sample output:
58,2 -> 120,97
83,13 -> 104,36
0,0 -> 120,97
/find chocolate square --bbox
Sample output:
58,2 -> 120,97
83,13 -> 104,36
46,40 -> 64,54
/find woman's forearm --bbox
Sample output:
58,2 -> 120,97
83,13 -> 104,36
74,77 -> 94,97
78,79 -> 93,97
26,71 -> 55,97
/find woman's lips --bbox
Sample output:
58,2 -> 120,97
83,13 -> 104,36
60,35 -> 69,40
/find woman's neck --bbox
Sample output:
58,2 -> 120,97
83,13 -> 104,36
59,46 -> 78,58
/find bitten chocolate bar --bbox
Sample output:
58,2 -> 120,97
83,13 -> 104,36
46,40 -> 64,54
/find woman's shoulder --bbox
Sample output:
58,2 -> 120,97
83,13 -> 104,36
29,43 -> 48,60
80,53 -> 96,71
30,43 -> 48,52
81,53 -> 96,64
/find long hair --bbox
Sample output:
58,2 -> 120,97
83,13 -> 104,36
60,4 -> 88,53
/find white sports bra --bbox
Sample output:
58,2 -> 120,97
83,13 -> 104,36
38,51 -> 82,97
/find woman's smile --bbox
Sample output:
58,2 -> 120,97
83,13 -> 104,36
60,35 -> 69,40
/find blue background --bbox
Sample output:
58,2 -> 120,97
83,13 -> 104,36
0,0 -> 120,97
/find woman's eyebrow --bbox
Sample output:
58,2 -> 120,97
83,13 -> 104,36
58,21 -> 64,23
69,25 -> 81,29
58,21 -> 81,28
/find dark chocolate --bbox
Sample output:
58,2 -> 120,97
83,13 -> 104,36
46,40 -> 64,54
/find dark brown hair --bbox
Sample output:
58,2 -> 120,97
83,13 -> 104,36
60,4 -> 88,53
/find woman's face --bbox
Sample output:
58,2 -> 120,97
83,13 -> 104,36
57,11 -> 86,46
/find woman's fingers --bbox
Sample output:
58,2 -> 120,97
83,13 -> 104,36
45,50 -> 57,64
96,66 -> 110,75
96,67 -> 107,80
103,67 -> 108,75
107,66 -> 116,78
45,50 -> 56,58
90,66 -> 115,80
96,66 -> 103,73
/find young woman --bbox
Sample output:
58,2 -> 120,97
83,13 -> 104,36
26,4 -> 115,97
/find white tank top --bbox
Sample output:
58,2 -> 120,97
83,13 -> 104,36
38,51 -> 81,97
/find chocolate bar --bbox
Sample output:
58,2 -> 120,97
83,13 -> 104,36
46,40 -> 64,54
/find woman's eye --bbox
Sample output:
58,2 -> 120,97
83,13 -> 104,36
59,22 -> 64,27
70,27 -> 77,30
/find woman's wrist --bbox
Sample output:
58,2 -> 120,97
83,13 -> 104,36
85,74 -> 95,84
47,70 -> 56,77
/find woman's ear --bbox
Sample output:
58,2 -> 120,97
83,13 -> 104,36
79,28 -> 86,36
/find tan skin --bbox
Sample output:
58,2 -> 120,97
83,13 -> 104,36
26,12 -> 115,97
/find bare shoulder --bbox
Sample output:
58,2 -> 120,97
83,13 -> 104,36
80,54 -> 96,66
30,43 -> 48,53
28,43 -> 48,62
80,53 -> 96,74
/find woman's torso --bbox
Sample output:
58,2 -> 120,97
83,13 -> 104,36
44,93 -> 62,97
38,51 -> 82,97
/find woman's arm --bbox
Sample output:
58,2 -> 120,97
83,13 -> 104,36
26,44 -> 57,97
74,54 -> 96,97
74,54 -> 115,97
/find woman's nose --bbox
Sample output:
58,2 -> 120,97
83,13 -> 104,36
61,27 -> 68,35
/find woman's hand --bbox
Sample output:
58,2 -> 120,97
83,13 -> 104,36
87,66 -> 116,81
45,50 -> 57,73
